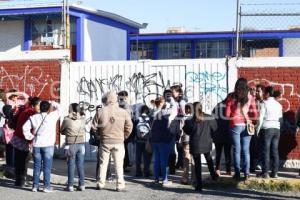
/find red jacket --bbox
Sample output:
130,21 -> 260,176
225,94 -> 258,128
14,107 -> 35,140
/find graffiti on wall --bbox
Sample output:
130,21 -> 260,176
0,65 -> 54,96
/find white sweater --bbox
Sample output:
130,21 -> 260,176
257,97 -> 282,132
23,101 -> 62,147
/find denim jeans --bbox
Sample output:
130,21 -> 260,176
230,125 -> 252,176
260,128 -> 280,174
152,143 -> 171,182
135,142 -> 152,175
67,143 -> 85,187
32,146 -> 54,189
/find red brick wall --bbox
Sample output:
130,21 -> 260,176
0,60 -> 61,144
0,60 -> 60,100
238,67 -> 300,160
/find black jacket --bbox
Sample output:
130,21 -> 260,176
183,114 -> 217,155
211,102 -> 230,144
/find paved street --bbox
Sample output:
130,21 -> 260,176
0,159 -> 300,200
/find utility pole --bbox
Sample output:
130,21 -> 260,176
62,0 -> 70,49
235,0 -> 241,59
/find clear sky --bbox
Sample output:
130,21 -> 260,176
3,0 -> 300,33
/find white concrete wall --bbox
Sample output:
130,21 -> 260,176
0,20 -> 24,52
61,59 -> 231,160
83,19 -> 127,61
283,38 -> 300,57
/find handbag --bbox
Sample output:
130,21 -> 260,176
89,128 -> 100,146
241,106 -> 255,136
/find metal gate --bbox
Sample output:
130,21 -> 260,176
60,58 -> 235,160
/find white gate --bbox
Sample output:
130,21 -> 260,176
60,59 -> 237,160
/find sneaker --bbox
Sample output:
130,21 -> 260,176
180,180 -> 189,185
66,186 -> 74,192
215,170 -> 221,177
96,182 -> 104,190
244,174 -> 250,181
116,187 -> 126,192
233,173 -> 241,181
78,186 -> 85,191
153,179 -> 159,184
162,180 -> 172,187
225,171 -> 232,176
255,165 -> 262,170
32,187 -> 38,192
270,172 -> 278,178
43,187 -> 54,193
256,172 -> 269,179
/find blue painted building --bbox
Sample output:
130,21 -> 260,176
0,3 -> 143,61
129,30 -> 300,60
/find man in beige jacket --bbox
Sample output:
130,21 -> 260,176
91,91 -> 133,191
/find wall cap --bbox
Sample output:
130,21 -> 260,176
230,57 -> 300,68
0,50 -> 70,61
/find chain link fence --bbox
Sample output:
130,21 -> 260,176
237,1 -> 300,58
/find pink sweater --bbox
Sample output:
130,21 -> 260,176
225,94 -> 258,128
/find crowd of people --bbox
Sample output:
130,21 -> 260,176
0,77 -> 297,193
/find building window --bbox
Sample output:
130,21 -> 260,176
157,41 -> 191,59
195,40 -> 230,58
32,18 -> 63,47
130,42 -> 153,60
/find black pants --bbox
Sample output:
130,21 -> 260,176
261,128 -> 280,174
193,152 -> 215,190
14,148 -> 31,186
123,141 -> 131,169
135,142 -> 152,176
215,142 -> 231,172
5,144 -> 14,167
250,134 -> 261,171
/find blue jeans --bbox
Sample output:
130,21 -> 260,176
230,125 -> 252,176
152,143 -> 171,182
32,146 -> 54,189
67,143 -> 85,187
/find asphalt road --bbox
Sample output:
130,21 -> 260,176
0,159 -> 300,200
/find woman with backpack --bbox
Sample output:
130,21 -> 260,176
134,104 -> 152,177
61,103 -> 86,192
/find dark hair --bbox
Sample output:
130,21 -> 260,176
154,96 -> 165,107
8,89 -> 17,93
40,101 -> 51,113
265,86 -> 274,97
163,89 -> 172,97
185,103 -> 193,114
8,94 -> 18,100
29,97 -> 41,107
256,84 -> 265,92
118,91 -> 128,97
140,105 -> 150,115
171,85 -> 181,92
193,102 -> 203,123
234,78 -> 249,106
273,90 -> 281,98
70,103 -> 85,116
